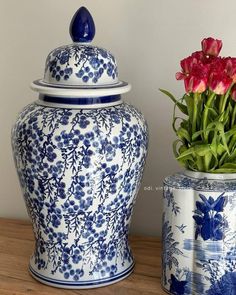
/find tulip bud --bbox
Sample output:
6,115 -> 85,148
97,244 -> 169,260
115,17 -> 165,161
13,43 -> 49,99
201,37 -> 222,57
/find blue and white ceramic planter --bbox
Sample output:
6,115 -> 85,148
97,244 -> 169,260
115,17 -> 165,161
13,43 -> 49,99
11,7 -> 148,289
162,170 -> 236,295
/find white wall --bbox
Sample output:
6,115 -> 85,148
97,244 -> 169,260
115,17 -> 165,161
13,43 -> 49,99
1,0 -> 236,236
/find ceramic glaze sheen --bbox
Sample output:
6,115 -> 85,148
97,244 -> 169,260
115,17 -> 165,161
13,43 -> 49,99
162,171 -> 236,295
11,7 -> 148,289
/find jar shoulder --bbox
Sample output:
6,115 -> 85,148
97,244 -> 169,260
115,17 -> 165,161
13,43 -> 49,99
164,171 -> 236,192
13,102 -> 147,127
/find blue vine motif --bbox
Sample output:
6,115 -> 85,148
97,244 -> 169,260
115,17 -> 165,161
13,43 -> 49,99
45,44 -> 118,83
11,102 -> 148,283
162,214 -> 183,285
163,186 -> 180,215
193,193 -> 228,241
175,224 -> 187,234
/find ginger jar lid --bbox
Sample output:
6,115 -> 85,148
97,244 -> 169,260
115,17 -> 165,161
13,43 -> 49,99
31,7 -> 131,97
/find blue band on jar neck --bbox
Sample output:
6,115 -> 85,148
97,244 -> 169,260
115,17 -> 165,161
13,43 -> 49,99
39,94 -> 121,105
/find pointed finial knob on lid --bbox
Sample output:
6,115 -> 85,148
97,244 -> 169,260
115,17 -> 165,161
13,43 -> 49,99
69,7 -> 95,43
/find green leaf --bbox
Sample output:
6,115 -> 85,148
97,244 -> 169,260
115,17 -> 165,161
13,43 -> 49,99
194,145 -> 211,157
208,107 -> 218,120
179,145 -> 188,154
176,146 -> 195,160
213,168 -> 236,173
218,123 -> 230,155
219,151 -> 229,166
226,146 -> 236,162
176,144 -> 211,160
192,127 -> 215,141
217,144 -> 226,155
204,152 -> 212,171
206,122 -> 229,155
216,109 -> 229,124
172,139 -> 182,158
180,119 -> 189,129
172,117 -> 187,133
159,88 -> 188,115
225,127 -> 236,142
208,158 -> 218,172
184,95 -> 194,122
177,127 -> 191,142
177,154 -> 195,169
228,133 -> 236,151
196,156 -> 204,171
213,163 -> 236,173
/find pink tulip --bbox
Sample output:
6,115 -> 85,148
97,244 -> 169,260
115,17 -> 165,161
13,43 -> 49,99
184,75 -> 207,93
176,58 -> 209,93
225,57 -> 236,82
201,37 -> 222,57
191,50 -> 214,64
183,63 -> 208,93
180,56 -> 198,73
191,51 -> 204,60
209,57 -> 225,73
191,63 -> 209,78
191,51 -> 206,63
231,85 -> 236,101
209,71 -> 232,95
176,56 -> 198,80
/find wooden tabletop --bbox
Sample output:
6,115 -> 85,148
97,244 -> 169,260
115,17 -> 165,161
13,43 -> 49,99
0,218 -> 165,295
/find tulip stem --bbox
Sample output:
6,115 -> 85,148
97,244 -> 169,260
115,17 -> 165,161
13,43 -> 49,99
232,104 -> 236,128
192,93 -> 199,137
202,92 -> 215,142
219,86 -> 233,114
202,92 -> 215,172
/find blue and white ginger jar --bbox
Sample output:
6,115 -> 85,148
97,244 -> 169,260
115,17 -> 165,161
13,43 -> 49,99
11,7 -> 148,289
162,170 -> 236,295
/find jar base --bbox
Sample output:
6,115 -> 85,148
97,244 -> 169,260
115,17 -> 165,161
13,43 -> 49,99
29,262 -> 135,289
161,284 -> 174,295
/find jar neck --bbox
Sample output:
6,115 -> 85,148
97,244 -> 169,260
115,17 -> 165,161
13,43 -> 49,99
37,94 -> 122,109
184,169 -> 236,180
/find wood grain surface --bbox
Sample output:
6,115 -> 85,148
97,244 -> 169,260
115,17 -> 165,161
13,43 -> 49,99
0,218 -> 165,295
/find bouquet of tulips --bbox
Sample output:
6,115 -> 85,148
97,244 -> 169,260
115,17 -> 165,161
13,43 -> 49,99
161,37 -> 236,173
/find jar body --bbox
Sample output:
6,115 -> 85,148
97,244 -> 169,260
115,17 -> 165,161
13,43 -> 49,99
162,171 -> 236,295
12,101 -> 148,288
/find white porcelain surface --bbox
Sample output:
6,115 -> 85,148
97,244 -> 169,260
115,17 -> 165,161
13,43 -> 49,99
31,80 -> 131,97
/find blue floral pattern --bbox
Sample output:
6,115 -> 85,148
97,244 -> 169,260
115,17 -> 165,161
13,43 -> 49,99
199,245 -> 236,294
11,102 -> 148,284
169,274 -> 188,295
193,193 -> 228,241
207,272 -> 236,295
163,172 -> 236,294
45,44 -> 118,84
